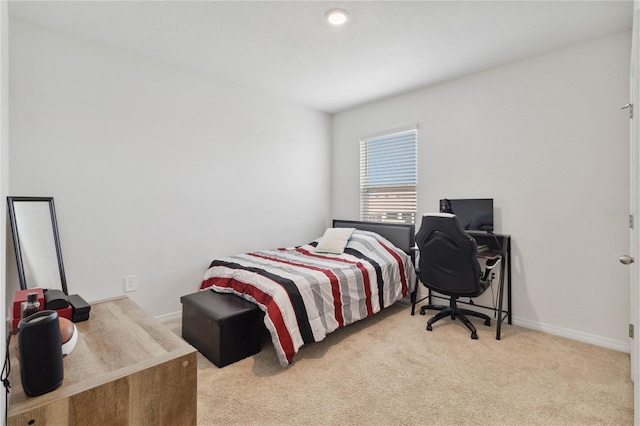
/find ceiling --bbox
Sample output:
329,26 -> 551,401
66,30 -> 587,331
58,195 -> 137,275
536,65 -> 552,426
8,0 -> 634,114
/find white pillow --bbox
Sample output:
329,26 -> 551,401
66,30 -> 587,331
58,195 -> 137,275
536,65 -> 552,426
313,227 -> 355,254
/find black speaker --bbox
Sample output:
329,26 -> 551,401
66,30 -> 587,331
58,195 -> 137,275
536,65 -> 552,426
17,310 -> 64,396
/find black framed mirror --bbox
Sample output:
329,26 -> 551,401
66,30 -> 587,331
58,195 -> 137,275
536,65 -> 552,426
7,196 -> 68,294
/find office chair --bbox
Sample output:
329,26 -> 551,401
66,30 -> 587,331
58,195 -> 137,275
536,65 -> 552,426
413,213 -> 500,339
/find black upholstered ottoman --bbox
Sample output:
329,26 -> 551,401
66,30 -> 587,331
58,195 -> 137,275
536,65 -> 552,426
180,290 -> 262,367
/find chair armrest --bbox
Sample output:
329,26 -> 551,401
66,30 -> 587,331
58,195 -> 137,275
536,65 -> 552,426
485,256 -> 501,270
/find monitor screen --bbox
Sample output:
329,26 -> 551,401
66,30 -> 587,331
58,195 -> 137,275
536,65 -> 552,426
439,198 -> 494,232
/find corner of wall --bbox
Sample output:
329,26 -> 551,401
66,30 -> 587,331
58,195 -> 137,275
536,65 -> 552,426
1,1 -> 9,421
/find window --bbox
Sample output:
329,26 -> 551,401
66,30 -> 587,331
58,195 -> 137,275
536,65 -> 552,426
360,127 -> 417,224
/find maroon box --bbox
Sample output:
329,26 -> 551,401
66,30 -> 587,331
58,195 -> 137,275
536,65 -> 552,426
56,305 -> 73,322
12,301 -> 73,331
12,288 -> 45,318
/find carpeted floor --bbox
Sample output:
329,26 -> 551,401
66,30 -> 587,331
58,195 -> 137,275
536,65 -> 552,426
165,298 -> 633,425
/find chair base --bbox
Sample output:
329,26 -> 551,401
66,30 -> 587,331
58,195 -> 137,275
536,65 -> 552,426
419,297 -> 491,340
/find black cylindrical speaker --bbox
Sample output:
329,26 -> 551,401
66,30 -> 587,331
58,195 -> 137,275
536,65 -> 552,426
18,310 -> 64,397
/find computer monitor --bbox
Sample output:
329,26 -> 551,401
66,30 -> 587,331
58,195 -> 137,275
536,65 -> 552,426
439,198 -> 494,232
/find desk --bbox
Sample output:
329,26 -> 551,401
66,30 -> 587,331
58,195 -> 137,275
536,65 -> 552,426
411,232 -> 512,340
7,296 -> 197,426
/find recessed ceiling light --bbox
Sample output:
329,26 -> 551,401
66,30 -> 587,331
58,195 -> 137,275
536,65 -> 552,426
325,8 -> 349,26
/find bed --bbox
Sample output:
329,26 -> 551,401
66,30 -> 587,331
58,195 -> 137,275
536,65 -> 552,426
200,220 -> 416,366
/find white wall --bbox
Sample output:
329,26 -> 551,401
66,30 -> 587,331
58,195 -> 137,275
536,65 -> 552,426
333,32 -> 632,350
8,18 -> 331,317
6,15 -> 632,352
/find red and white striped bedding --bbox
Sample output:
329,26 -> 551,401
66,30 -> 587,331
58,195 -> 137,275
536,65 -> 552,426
200,230 -> 416,366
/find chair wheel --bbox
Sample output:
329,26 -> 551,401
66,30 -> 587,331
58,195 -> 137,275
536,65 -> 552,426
426,324 -> 433,331
471,332 -> 478,339
484,319 -> 491,326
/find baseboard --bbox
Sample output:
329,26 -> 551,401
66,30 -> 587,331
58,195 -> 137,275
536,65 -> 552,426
513,316 -> 630,354
155,310 -> 181,323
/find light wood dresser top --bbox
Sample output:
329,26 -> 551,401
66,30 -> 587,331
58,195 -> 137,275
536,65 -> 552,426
8,296 -> 197,425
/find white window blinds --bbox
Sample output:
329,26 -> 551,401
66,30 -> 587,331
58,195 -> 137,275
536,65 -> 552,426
360,128 -> 417,224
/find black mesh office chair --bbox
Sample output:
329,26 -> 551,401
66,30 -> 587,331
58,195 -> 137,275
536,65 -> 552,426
413,213 -> 500,339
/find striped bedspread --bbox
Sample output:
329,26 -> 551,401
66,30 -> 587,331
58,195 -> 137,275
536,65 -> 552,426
200,230 -> 416,366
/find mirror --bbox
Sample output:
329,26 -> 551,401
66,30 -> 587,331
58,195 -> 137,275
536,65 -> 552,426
7,196 -> 68,294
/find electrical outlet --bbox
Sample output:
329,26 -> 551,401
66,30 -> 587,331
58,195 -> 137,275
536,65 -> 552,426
124,275 -> 137,292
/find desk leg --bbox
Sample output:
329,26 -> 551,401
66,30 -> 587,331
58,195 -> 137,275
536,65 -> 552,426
496,252 -> 506,340
410,288 -> 417,315
507,239 -> 512,325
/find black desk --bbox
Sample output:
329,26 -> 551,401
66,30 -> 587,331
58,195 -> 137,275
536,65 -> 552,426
411,232 -> 512,340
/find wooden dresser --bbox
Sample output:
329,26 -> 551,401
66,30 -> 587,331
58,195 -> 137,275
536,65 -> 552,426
7,296 -> 197,425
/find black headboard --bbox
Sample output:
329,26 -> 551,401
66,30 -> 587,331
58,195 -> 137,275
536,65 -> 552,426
332,219 -> 415,254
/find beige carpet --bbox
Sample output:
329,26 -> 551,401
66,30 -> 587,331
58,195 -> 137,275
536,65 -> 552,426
165,299 -> 633,425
